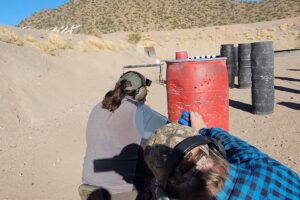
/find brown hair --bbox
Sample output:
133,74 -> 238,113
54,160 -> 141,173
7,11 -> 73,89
166,149 -> 229,199
201,151 -> 229,196
102,80 -> 134,112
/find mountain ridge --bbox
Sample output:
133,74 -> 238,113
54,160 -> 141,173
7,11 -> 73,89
17,0 -> 300,35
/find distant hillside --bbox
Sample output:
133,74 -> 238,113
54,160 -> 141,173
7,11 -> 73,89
17,0 -> 300,35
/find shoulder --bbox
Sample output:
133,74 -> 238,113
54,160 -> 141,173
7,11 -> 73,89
137,103 -> 159,116
123,96 -> 140,106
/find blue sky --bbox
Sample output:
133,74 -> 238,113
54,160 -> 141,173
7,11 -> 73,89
0,0 -> 68,26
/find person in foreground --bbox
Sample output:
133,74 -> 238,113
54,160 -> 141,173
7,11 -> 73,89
81,71 -> 168,199
144,112 -> 300,200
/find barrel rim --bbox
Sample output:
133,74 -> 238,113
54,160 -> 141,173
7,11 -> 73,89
251,41 -> 273,46
165,57 -> 227,63
221,44 -> 234,46
238,43 -> 251,46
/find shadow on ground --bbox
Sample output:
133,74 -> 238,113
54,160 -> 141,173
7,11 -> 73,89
229,99 -> 252,113
277,102 -> 300,110
275,76 -> 300,82
275,86 -> 300,94
287,69 -> 300,71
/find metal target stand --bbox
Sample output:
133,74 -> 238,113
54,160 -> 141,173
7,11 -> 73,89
122,63 -> 164,84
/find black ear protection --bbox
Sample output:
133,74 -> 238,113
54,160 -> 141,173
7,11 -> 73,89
157,135 -> 226,190
119,71 -> 152,101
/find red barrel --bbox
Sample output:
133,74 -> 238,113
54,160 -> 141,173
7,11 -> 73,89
166,57 -> 229,131
175,51 -> 188,59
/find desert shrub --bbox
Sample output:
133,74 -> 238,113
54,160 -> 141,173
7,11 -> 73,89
140,40 -> 156,47
88,36 -> 106,50
279,23 -> 289,31
265,35 -> 275,40
139,35 -> 156,47
243,32 -> 254,40
126,32 -> 142,44
74,41 -> 88,52
88,36 -> 119,51
256,29 -> 275,40
21,34 -> 58,55
48,33 -> 72,49
267,27 -> 276,32
24,34 -> 36,43
257,29 -> 268,36
104,40 -> 120,51
0,27 -> 23,46
34,40 -> 58,56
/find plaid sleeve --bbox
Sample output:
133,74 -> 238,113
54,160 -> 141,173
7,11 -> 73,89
199,128 -> 267,163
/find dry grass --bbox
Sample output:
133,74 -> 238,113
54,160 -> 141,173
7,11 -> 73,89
242,27 -> 279,41
23,33 -> 72,55
0,27 -> 24,46
33,40 -> 58,56
1,30 -> 58,56
48,33 -> 72,49
104,40 -> 120,51
126,32 -> 142,44
139,35 -> 156,47
0,26 -> 124,55
267,27 -> 277,33
256,29 -> 275,40
88,36 -> 119,51
74,41 -> 88,52
279,23 -> 293,31
243,32 -> 255,40
24,34 -> 36,43
88,36 -> 106,50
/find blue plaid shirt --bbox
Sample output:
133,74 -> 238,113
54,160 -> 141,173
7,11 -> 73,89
200,128 -> 300,200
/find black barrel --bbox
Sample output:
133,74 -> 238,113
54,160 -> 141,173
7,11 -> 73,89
251,41 -> 274,115
221,44 -> 235,88
234,46 -> 238,77
238,43 -> 252,88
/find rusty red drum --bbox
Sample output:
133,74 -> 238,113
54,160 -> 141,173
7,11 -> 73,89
166,57 -> 229,131
175,51 -> 188,59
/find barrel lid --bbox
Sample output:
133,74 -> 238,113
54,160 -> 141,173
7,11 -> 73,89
165,57 -> 227,63
251,41 -> 273,46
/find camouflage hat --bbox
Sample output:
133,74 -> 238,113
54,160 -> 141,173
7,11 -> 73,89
144,123 -> 209,188
145,122 -> 199,149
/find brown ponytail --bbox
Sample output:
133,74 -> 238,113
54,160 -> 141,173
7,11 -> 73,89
102,80 -> 134,112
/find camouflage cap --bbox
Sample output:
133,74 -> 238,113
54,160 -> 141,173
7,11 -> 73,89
145,122 -> 199,149
144,123 -> 207,187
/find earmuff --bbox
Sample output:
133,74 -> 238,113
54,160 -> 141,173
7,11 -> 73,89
157,135 -> 226,190
119,71 -> 152,101
134,86 -> 148,101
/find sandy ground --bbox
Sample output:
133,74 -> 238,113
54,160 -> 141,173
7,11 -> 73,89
0,17 -> 299,200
